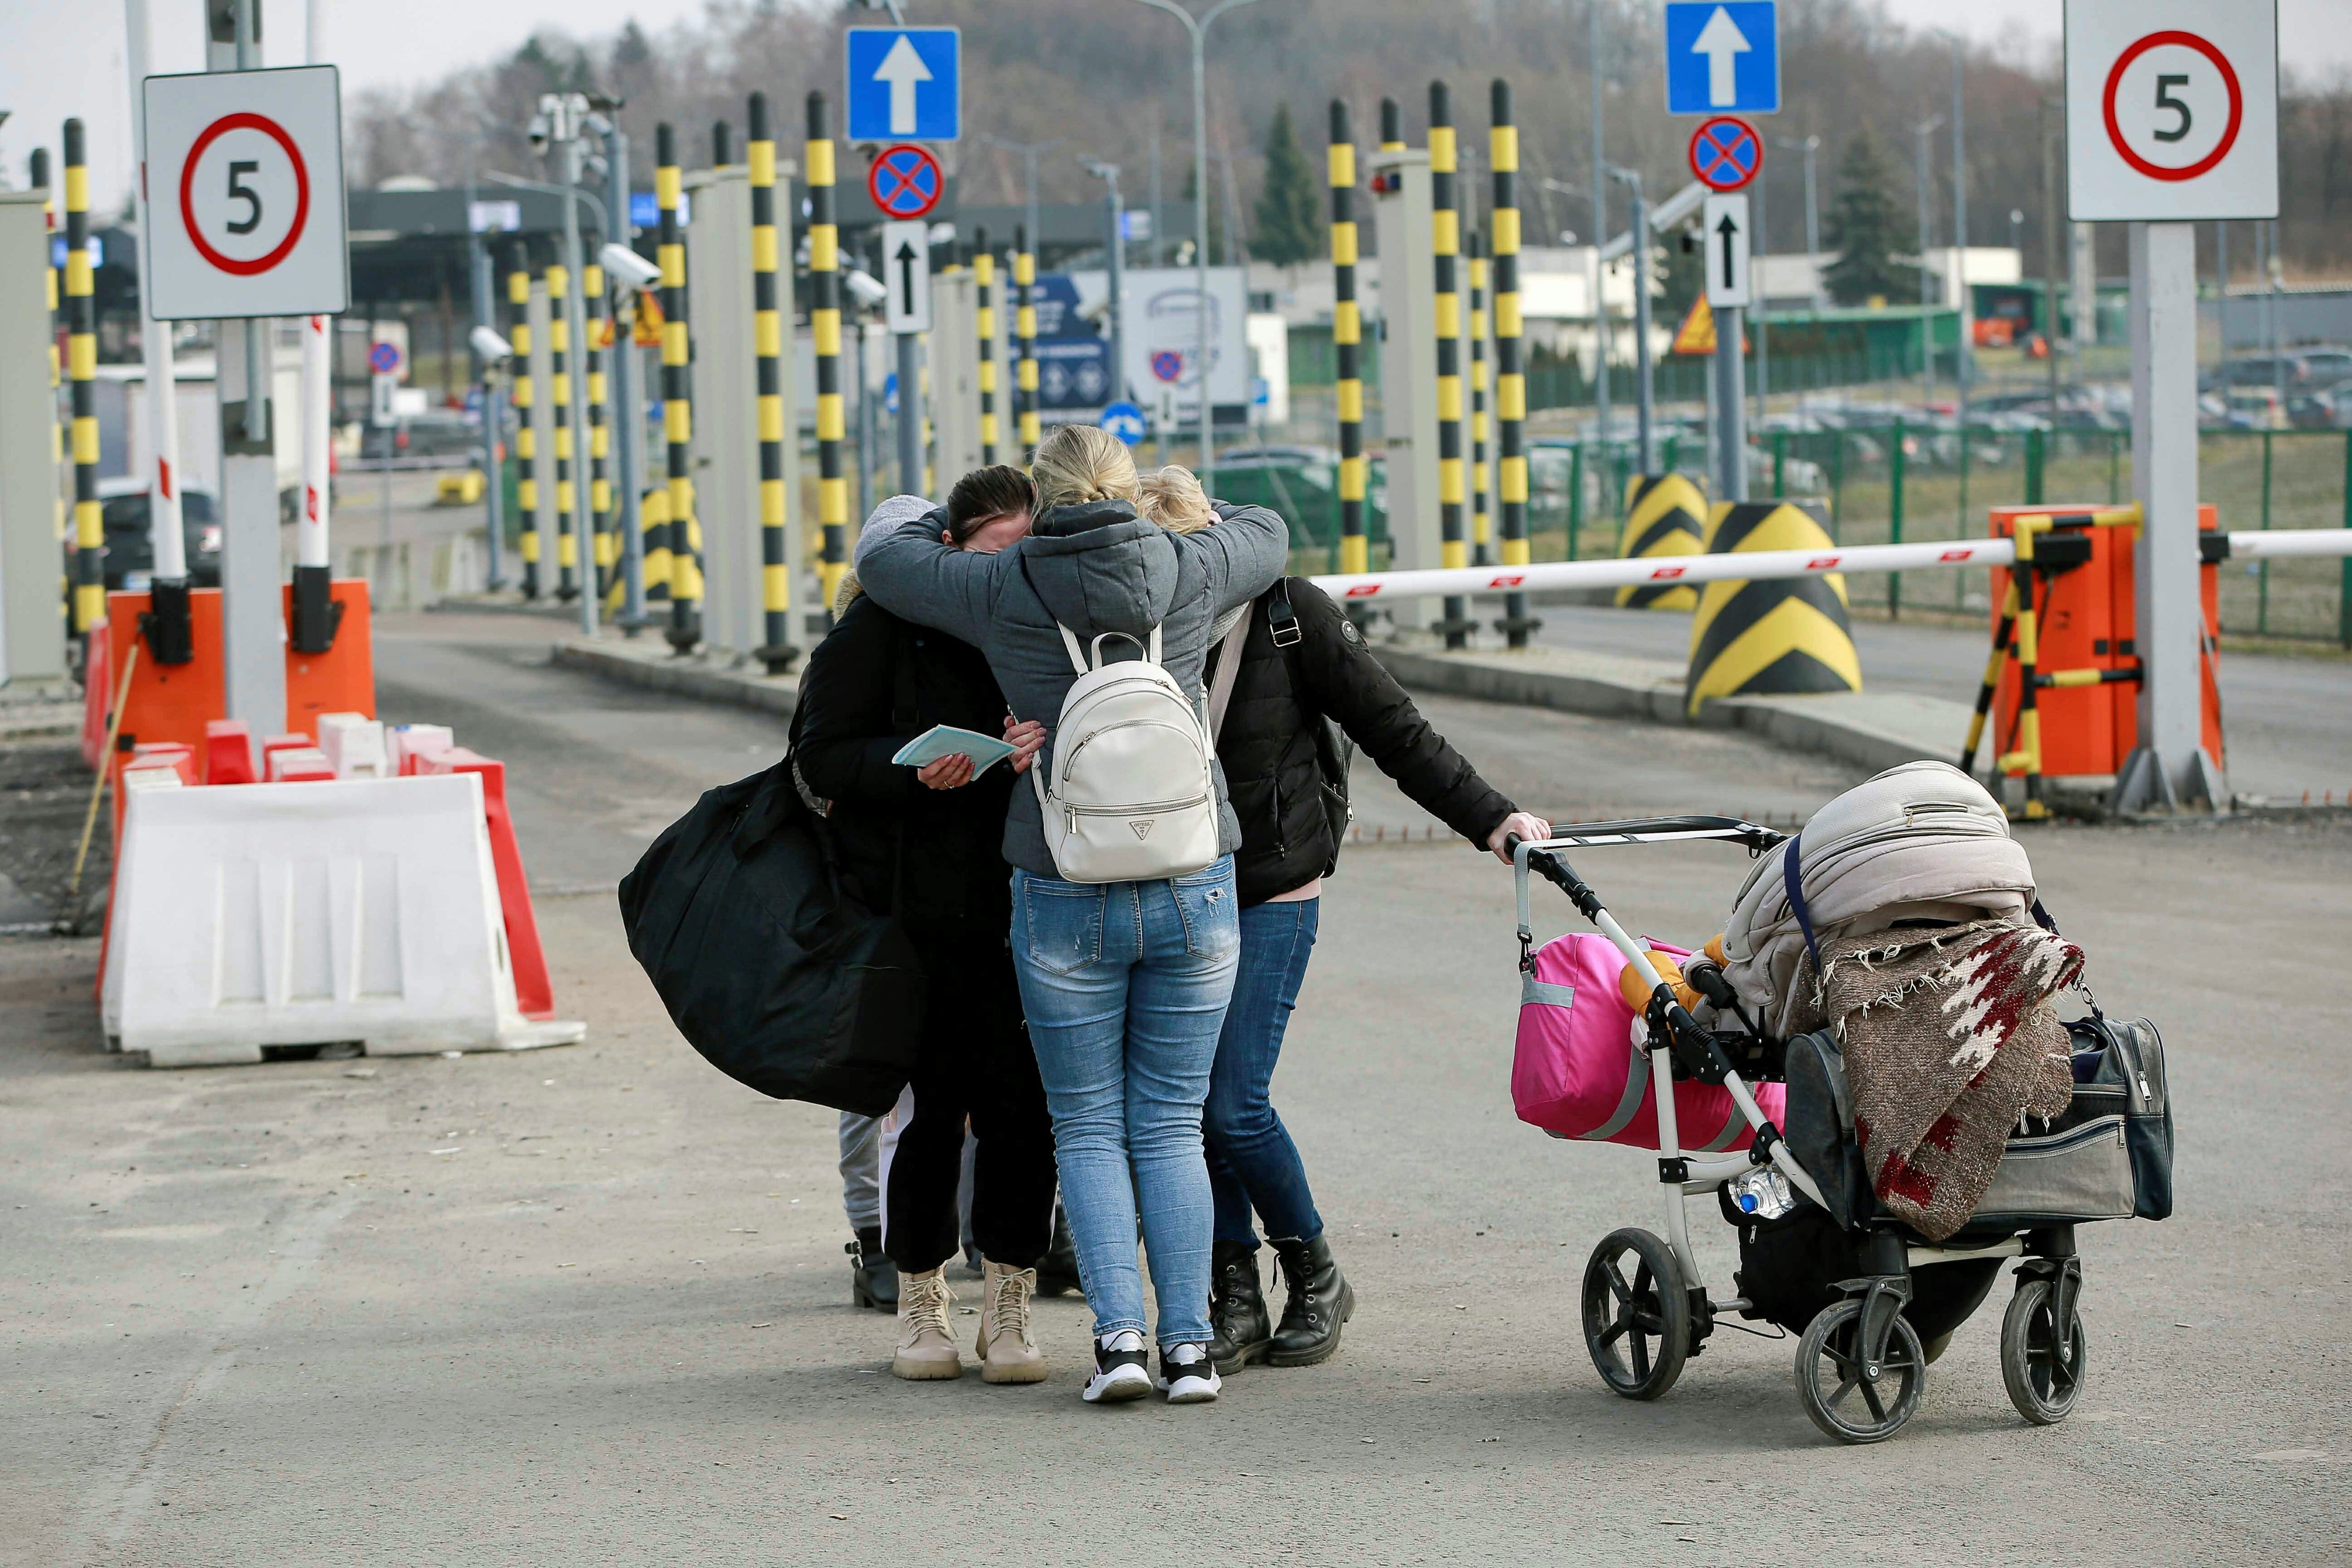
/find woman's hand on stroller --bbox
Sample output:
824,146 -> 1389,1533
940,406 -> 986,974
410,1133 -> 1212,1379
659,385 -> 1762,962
1489,811 -> 1553,863
1005,717 -> 1048,776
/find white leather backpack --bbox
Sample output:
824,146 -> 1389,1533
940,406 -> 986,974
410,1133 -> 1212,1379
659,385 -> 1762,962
1032,624 -> 1220,883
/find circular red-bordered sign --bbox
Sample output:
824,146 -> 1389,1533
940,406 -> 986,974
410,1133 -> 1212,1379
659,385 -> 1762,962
1688,116 -> 1762,193
179,111 -> 312,276
2102,30 -> 2243,183
867,143 -> 943,220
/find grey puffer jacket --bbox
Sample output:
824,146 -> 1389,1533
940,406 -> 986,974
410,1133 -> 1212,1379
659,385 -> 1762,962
852,491 -> 1289,878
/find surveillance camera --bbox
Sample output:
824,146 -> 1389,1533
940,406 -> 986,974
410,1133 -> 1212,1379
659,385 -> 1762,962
598,242 -> 662,291
526,113 -> 551,155
844,269 -> 888,308
469,325 -> 513,362
927,221 -> 956,247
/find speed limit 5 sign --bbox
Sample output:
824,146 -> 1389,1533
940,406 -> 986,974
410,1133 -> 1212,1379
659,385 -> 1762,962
142,65 -> 349,319
2065,0 -> 2277,222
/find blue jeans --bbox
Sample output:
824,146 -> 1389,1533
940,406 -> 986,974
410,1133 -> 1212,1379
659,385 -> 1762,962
1009,858 -> 1240,1348
1203,898 -> 1325,1249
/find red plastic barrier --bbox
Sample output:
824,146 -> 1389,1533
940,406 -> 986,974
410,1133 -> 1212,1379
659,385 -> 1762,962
81,630 -> 110,771
259,732 -> 312,778
268,750 -> 336,782
203,720 -> 257,785
422,747 -> 555,1020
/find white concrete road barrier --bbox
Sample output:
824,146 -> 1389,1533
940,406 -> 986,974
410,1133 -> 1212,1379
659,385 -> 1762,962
101,773 -> 586,1067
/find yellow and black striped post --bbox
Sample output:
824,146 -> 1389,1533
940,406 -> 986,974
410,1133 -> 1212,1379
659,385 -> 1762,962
1330,101 -> 1365,576
656,123 -> 702,652
974,228 -> 998,464
1489,82 -> 1537,646
584,259 -> 613,600
546,261 -> 579,602
1014,225 -> 1040,462
1960,579 -> 2022,778
1429,82 -> 1471,648
1685,501 -> 1862,718
64,120 -> 101,639
1613,472 -> 1705,609
1999,522 -> 2048,819
748,91 -> 796,672
1469,230 -> 1492,567
639,487 -> 674,608
33,146 -> 65,618
806,93 -> 847,622
509,261 -> 540,599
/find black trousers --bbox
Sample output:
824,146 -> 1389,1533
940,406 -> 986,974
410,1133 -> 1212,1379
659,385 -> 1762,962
879,931 -> 1057,1273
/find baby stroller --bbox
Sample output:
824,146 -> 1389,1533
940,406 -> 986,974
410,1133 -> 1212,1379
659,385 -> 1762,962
1507,765 -> 2174,1445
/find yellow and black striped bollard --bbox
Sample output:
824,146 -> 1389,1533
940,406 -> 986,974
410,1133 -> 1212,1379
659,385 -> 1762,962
806,93 -> 847,621
656,123 -> 701,651
1329,101 -> 1365,577
1469,230 -> 1491,568
64,120 -> 102,638
1014,225 -> 1039,463
748,91 -> 797,671
1429,82 -> 1471,648
547,262 -> 578,601
584,260 -> 613,601
509,262 -> 540,599
1685,501 -> 1861,719
1613,473 -> 1705,610
1489,82 -> 1537,645
974,228 -> 998,465
33,146 -> 65,617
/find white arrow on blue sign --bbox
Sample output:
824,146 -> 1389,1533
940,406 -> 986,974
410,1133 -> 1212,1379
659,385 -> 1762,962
1099,400 -> 1147,446
846,28 -> 961,143
1664,3 -> 1780,116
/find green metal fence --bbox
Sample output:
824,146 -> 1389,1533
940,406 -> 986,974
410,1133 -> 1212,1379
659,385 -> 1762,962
1225,426 -> 2352,643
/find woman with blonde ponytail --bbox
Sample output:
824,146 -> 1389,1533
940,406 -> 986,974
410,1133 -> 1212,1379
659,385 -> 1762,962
854,428 -> 1290,1406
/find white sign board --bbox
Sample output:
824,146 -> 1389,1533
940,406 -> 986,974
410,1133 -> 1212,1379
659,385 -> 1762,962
881,220 -> 932,334
142,65 -> 349,320
1119,267 -> 1250,417
1702,193 -> 1752,308
2065,0 -> 2277,222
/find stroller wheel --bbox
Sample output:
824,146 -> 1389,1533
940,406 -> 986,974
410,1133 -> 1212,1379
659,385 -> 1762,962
1579,1228 -> 1690,1401
1795,1299 -> 1926,1444
2000,1277 -> 2088,1425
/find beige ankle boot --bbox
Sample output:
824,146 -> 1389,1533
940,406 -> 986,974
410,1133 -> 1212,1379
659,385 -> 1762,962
891,1267 -> 962,1380
977,1259 -> 1047,1385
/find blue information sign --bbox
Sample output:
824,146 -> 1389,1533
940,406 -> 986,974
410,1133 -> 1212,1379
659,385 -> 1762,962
1663,3 -> 1780,117
1100,400 -> 1146,446
846,28 -> 961,143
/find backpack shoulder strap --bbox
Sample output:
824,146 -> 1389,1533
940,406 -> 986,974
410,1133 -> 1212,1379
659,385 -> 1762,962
1205,613 -> 1250,742
1058,625 -> 1090,676
1782,832 -> 1823,978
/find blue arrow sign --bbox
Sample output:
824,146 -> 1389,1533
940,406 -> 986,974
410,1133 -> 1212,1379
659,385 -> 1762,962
846,28 -> 961,143
1664,3 -> 1780,116
1100,400 -> 1146,446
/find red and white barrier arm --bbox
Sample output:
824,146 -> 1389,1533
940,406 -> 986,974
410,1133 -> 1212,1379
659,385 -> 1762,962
1307,528 -> 2352,602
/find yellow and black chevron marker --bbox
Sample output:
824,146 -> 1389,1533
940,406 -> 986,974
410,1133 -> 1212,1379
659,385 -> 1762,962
1614,472 -> 1707,610
1684,500 -> 1861,718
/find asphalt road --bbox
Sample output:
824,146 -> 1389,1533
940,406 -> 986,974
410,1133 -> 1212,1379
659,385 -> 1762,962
2,615 -> 2346,1565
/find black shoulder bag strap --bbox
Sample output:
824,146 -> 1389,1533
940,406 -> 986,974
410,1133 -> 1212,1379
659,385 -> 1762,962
1782,832 -> 1823,980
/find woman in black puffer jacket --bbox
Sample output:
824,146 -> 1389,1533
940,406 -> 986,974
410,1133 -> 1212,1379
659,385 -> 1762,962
1136,468 -> 1550,1376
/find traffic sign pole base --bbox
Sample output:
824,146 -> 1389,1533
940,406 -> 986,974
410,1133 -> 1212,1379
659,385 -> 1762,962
288,564 -> 342,655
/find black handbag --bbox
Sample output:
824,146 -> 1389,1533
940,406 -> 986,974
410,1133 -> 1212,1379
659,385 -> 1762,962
616,753 -> 925,1115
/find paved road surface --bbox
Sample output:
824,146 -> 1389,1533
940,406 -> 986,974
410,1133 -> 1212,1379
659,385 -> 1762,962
3,615 -> 2346,1565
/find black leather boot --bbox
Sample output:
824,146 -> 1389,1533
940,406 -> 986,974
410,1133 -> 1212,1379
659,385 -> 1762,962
848,1226 -> 898,1311
1267,1234 -> 1355,1367
1207,1240 -> 1273,1374
1035,1202 -> 1081,1298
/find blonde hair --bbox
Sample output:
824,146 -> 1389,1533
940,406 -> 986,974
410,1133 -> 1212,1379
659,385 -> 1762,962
1135,466 -> 1215,534
1029,423 -> 1140,510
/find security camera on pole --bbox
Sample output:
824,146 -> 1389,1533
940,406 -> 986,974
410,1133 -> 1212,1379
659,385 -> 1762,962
2065,0 -> 2277,813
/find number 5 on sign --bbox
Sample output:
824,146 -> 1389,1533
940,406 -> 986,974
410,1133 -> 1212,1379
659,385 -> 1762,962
2065,0 -> 2277,222
142,65 -> 350,320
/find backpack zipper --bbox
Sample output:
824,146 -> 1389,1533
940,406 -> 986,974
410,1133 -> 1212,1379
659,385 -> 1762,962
1057,718 -> 1207,783
1064,790 -> 1212,835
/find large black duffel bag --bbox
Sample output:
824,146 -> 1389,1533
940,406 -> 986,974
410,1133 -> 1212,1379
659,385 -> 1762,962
617,757 -> 923,1115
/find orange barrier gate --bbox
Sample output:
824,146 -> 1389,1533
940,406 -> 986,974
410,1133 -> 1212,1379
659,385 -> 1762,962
1967,504 -> 2221,817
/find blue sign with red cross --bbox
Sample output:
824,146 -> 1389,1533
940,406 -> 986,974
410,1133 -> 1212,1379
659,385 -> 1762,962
1687,116 -> 1763,192
867,144 -> 943,221
368,340 -> 401,374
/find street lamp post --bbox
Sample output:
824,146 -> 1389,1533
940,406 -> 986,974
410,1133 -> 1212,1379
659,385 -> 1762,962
1914,114 -> 1943,416
1776,133 -> 1822,309
1129,0 -> 1267,494
979,132 -> 1063,280
1082,158 -> 1127,404
1605,164 -> 1652,472
1589,0 -> 1611,448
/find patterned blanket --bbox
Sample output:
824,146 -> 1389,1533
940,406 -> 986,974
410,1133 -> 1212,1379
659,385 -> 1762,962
1813,919 -> 2082,1241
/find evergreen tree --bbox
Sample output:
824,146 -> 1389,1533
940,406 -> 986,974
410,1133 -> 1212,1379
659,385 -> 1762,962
1252,103 -> 1321,267
1821,125 -> 1918,307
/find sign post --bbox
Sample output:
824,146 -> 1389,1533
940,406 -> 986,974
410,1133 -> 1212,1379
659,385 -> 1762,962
1702,192 -> 1753,503
2067,0 -> 2276,813
881,217 -> 932,495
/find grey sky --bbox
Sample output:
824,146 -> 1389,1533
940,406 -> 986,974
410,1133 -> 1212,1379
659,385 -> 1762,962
4,0 -> 2346,215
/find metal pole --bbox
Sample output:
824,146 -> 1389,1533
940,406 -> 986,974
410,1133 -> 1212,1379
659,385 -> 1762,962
1715,306 -> 1746,503
857,315 -> 877,518
1754,162 -> 1769,435
1014,225 -> 1039,460
2044,99 -> 2062,426
1952,44 -> 1970,439
895,329 -> 923,495
1589,1 -> 1610,449
2214,220 -> 2229,405
547,258 -> 579,606
1431,82 -> 1468,647
1623,175 -> 1654,473
125,0 -> 192,662
602,121 -> 645,627
1469,231 -> 1492,565
562,135 -> 595,634
655,123 -> 700,651
747,92 -> 793,669
1916,115 -> 1940,415
1192,26 -> 1213,487
1103,168 -> 1124,404
1802,139 -> 1821,308
466,198 -> 505,591
974,227 -> 998,464
508,258 -> 540,598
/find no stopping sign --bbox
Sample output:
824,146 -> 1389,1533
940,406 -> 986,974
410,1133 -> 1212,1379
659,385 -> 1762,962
143,65 -> 348,319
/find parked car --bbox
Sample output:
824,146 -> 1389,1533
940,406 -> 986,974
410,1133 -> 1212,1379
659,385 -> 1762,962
93,478 -> 222,590
360,408 -> 482,461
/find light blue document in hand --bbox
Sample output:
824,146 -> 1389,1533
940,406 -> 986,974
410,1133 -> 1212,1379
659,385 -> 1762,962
891,724 -> 1017,776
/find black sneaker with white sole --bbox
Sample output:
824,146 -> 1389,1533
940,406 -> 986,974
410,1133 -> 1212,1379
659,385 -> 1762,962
1156,1343 -> 1222,1404
1083,1330 -> 1153,1404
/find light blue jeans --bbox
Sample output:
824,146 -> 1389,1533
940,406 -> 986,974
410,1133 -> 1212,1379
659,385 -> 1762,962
1009,857 -> 1240,1348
